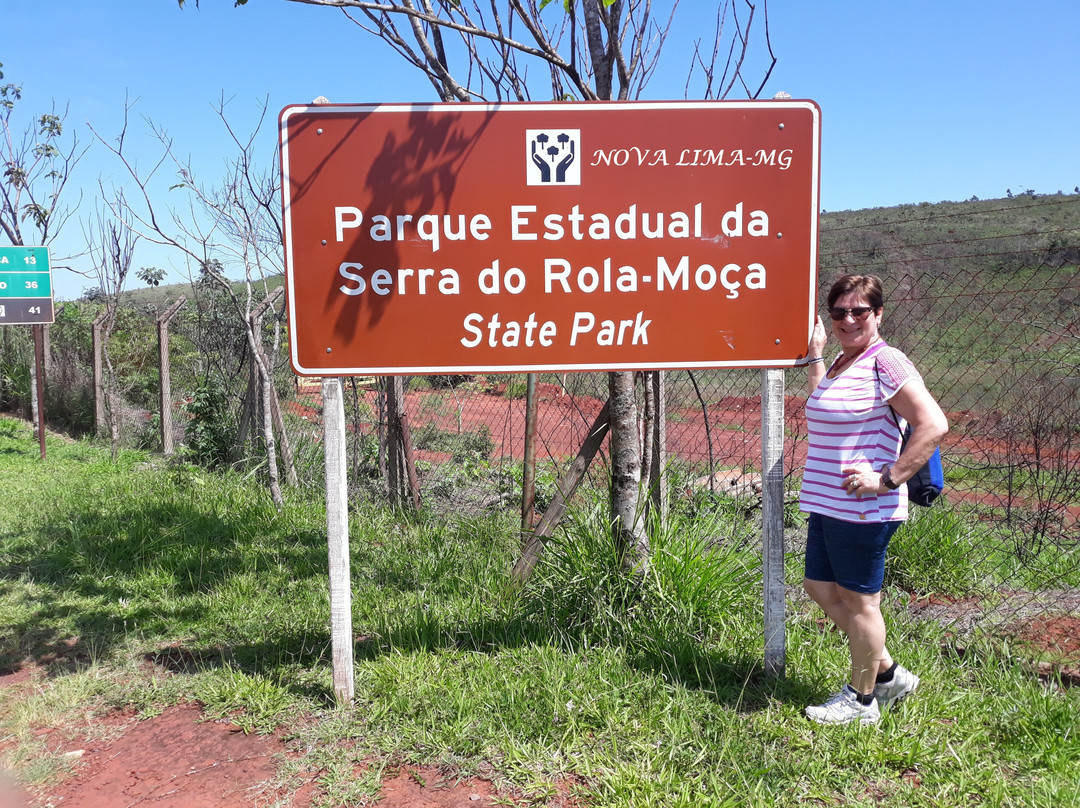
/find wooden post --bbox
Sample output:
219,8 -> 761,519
383,375 -> 420,508
385,376 -> 403,504
376,377 -> 388,496
322,376 -> 354,704
398,409 -> 422,511
648,371 -> 668,527
156,297 -> 187,456
761,368 -> 787,678
521,373 -> 538,535
91,312 -> 108,437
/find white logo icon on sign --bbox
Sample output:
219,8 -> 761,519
526,129 -> 580,186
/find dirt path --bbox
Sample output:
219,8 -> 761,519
0,673 -> 507,808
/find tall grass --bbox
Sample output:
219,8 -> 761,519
1,416 -> 1078,807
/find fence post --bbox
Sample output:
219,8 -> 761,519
761,368 -> 787,678
384,375 -> 420,508
156,297 -> 187,456
398,408 -> 421,511
385,376 -> 402,503
648,371 -> 669,527
91,311 -> 108,437
322,376 -> 354,705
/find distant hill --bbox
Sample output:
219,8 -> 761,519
119,273 -> 286,310
818,193 -> 1080,285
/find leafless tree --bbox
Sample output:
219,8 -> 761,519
0,63 -> 87,434
85,200 -> 138,460
91,97 -> 293,506
185,0 -> 774,103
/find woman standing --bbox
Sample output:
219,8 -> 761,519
800,274 -> 948,725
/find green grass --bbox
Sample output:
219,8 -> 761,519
1,415 -> 1079,807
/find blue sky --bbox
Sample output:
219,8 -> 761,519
3,0 -> 1078,299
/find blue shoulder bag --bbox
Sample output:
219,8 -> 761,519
874,357 -> 944,507
896,425 -> 945,506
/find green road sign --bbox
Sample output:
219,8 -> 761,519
0,246 -> 55,324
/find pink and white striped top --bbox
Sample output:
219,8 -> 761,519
798,341 -> 920,523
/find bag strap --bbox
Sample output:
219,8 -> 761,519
872,349 -> 908,454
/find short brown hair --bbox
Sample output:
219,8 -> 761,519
827,274 -> 884,310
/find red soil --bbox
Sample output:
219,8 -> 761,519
0,689 -> 508,808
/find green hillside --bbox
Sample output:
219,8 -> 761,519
119,273 -> 286,309
819,193 -> 1080,284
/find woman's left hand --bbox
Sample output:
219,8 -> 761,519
810,314 -> 828,356
840,466 -> 887,498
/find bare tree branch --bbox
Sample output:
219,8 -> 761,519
94,95 -> 290,504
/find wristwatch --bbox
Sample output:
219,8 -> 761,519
880,465 -> 900,490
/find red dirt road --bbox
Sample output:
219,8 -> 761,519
0,675 -> 507,808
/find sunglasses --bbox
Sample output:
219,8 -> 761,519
828,306 -> 877,321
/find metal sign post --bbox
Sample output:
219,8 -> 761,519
761,368 -> 787,677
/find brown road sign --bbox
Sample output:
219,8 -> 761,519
279,100 -> 821,376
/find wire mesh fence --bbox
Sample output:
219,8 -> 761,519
3,195 -> 1079,652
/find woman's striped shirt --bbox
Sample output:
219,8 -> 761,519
798,341 -> 920,523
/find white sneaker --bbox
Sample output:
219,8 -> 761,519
874,664 -> 920,711
805,685 -> 880,725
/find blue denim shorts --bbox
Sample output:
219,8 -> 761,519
804,512 -> 902,594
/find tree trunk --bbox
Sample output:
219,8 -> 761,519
259,353 -> 284,507
609,370 -> 648,575
92,313 -> 107,437
641,371 -> 654,486
157,298 -> 186,456
252,288 -> 297,487
239,318 -> 283,508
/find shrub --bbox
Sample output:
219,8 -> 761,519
885,502 -> 982,596
180,381 -> 235,469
